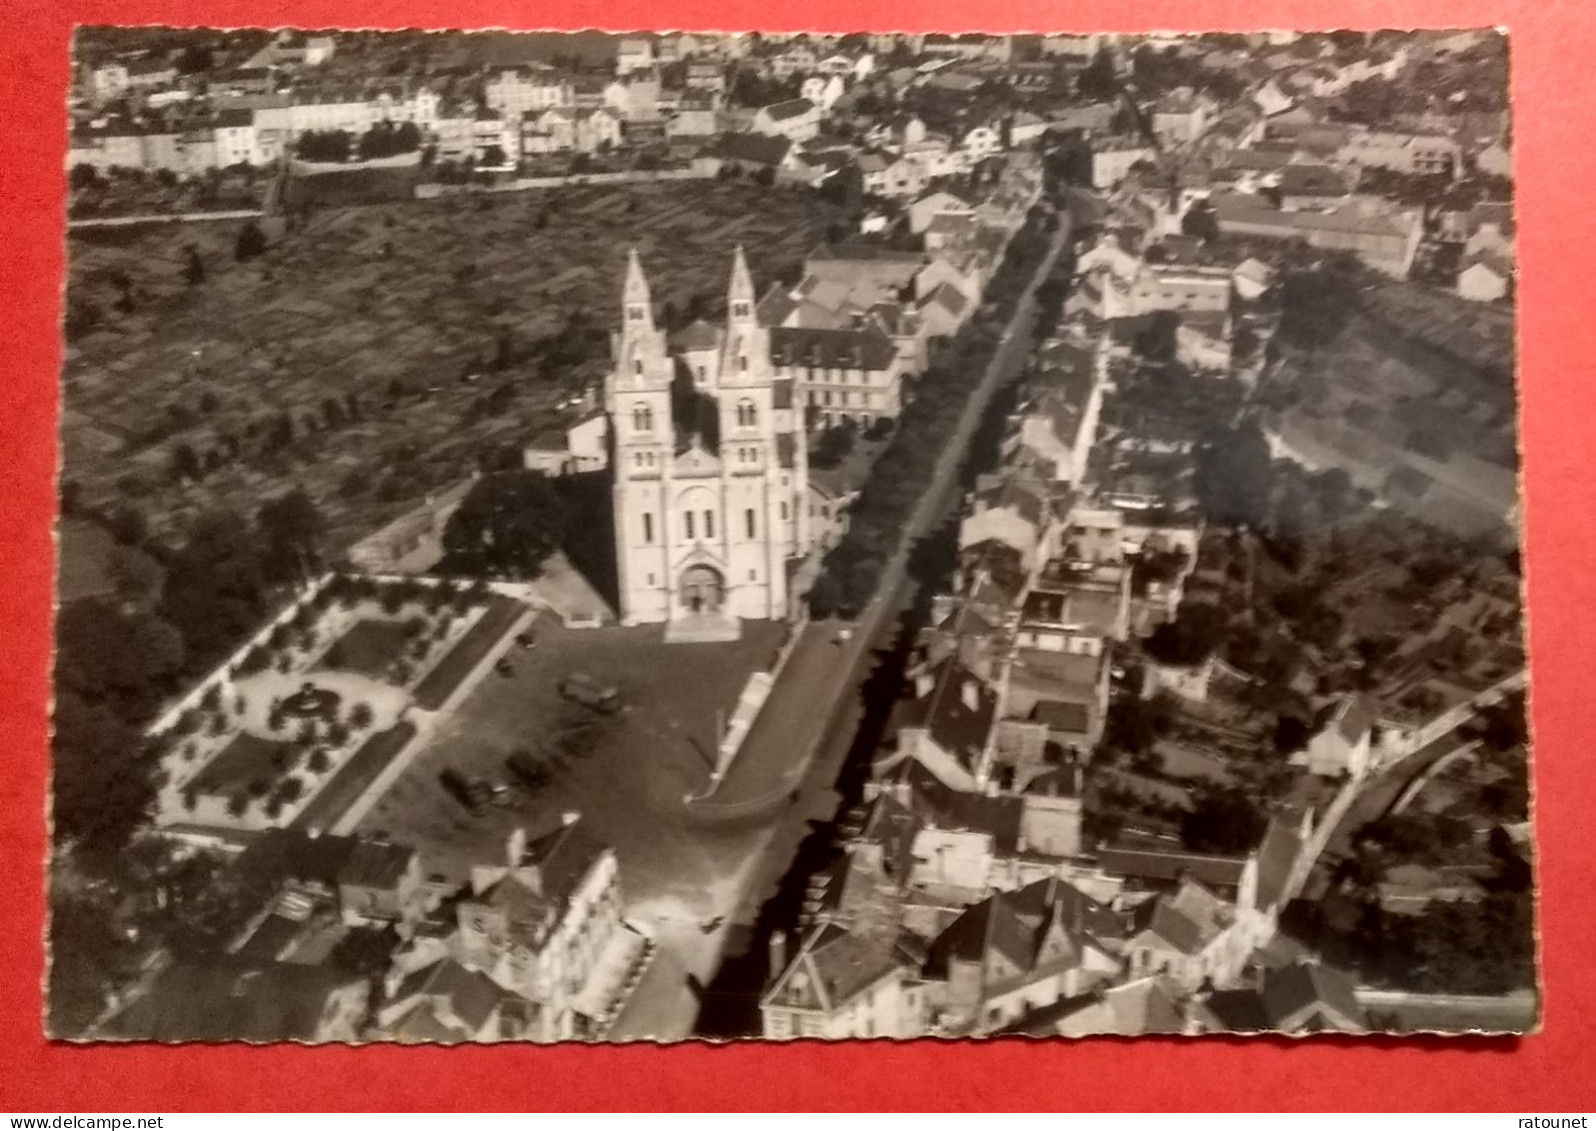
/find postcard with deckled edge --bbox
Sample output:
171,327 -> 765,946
50,24 -> 1536,1044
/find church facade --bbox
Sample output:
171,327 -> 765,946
605,247 -> 810,637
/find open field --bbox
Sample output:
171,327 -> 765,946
60,180 -> 852,560
357,618 -> 787,900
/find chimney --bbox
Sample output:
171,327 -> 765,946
769,929 -> 789,973
506,827 -> 527,866
961,679 -> 980,713
914,672 -> 935,699
561,810 -> 580,828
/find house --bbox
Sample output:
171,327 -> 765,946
1275,163 -> 1351,211
961,124 -> 1004,163
752,98 -> 821,143
958,478 -> 1049,560
373,958 -> 543,1043
573,107 -> 623,153
921,875 -> 1124,1033
769,42 -> 820,79
1151,89 -> 1209,145
97,959 -> 370,1042
1458,253 -> 1511,303
1210,193 -> 1424,278
800,74 -> 847,112
485,67 -> 574,119
1231,257 -> 1277,300
684,61 -> 727,93
855,149 -> 926,198
454,817 -> 633,1039
1092,138 -> 1157,188
887,659 -> 998,791
1305,694 -> 1377,778
1123,878 -> 1241,989
1035,974 -> 1189,1037
523,410 -> 609,477
1337,129 -> 1460,177
760,920 -> 923,1039
234,827 -> 426,928
1194,961 -> 1368,1034
615,37 -> 655,76
1474,139 -> 1513,179
771,324 -> 906,426
697,130 -> 794,176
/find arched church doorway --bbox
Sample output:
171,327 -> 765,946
679,564 -> 726,614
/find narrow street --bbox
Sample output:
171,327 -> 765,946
642,206 -> 1077,1039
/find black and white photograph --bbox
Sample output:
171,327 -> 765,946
50,24 -> 1534,1044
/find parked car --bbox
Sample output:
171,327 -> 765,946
495,657 -> 514,677
506,749 -> 551,787
440,768 -> 493,813
516,632 -> 538,650
559,672 -> 622,714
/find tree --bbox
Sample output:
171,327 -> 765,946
183,245 -> 205,286
1181,787 -> 1267,854
234,220 -> 267,263
257,488 -> 327,585
440,469 -> 568,579
1193,421 -> 1275,529
51,690 -> 156,859
56,598 -> 186,719
1076,47 -> 1117,101
1181,201 -> 1219,244
160,508 -> 268,665
1144,602 -> 1227,668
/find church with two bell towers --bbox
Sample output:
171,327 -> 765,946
605,247 -> 810,640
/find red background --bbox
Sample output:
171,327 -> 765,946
3,0 -> 1593,1112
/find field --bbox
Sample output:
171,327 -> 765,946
60,179 -> 852,559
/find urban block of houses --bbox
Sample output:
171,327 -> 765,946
1210,192 -> 1424,278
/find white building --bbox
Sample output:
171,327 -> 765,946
606,249 -> 809,638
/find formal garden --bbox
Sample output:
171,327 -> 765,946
152,572 -> 528,832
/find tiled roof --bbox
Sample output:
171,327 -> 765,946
761,97 -> 815,122
769,325 -> 897,371
1261,962 -> 1366,1030
389,958 -> 516,1033
1097,846 -> 1248,890
901,659 -> 997,771
704,130 -> 791,166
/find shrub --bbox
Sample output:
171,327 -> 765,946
227,794 -> 248,818
247,777 -> 271,799
378,585 -> 406,615
349,702 -> 374,730
172,709 -> 201,737
296,721 -> 318,748
327,720 -> 350,747
199,684 -> 222,712
208,713 -> 229,737
307,748 -> 331,774
234,694 -> 247,717
275,653 -> 293,674
322,642 -> 346,670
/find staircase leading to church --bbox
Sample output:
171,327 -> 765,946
664,612 -> 743,644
